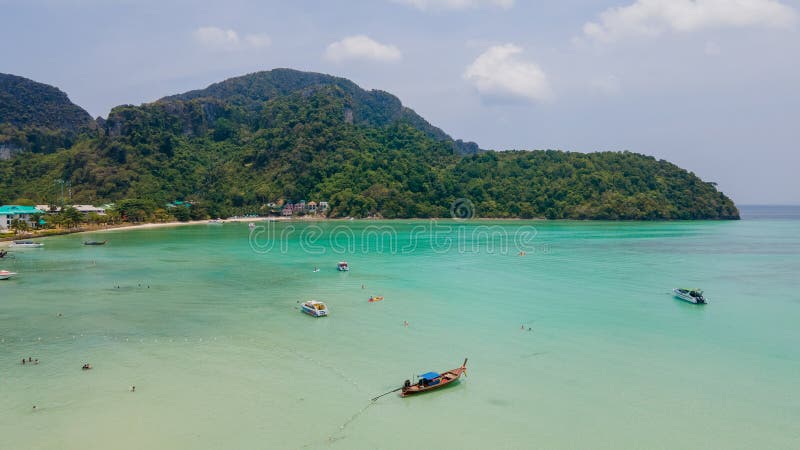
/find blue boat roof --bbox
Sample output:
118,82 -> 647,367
419,372 -> 440,380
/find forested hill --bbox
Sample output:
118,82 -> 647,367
157,68 -> 480,155
0,69 -> 739,220
0,73 -> 96,157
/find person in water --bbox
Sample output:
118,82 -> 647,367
82,363 -> 92,370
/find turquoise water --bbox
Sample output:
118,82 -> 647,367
1,214 -> 799,449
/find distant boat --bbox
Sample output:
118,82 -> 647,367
248,222 -> 255,230
673,288 -> 707,304
337,261 -> 350,272
10,241 -> 43,248
401,359 -> 468,397
368,296 -> 384,303
83,240 -> 107,246
208,219 -> 224,224
0,270 -> 17,280
301,300 -> 328,317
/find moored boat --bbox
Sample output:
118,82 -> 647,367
673,288 -> 706,304
208,219 -> 224,224
10,241 -> 43,248
401,358 -> 468,397
337,261 -> 349,272
83,240 -> 108,246
301,300 -> 328,317
0,270 -> 17,280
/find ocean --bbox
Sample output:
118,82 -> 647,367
1,207 -> 799,449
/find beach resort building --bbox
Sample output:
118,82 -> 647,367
35,204 -> 107,215
0,205 -> 45,231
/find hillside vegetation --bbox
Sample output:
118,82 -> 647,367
0,69 -> 739,220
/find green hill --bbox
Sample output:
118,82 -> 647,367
0,73 -> 95,156
0,69 -> 739,220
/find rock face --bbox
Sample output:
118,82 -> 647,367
0,144 -> 21,160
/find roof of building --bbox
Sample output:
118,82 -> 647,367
0,205 -> 45,215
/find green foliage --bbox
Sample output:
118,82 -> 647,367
0,73 -> 95,154
0,70 -> 739,220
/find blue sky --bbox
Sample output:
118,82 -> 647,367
2,0 -> 799,204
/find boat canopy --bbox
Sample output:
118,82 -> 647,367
419,372 -> 440,380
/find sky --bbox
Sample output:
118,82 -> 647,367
1,0 -> 799,204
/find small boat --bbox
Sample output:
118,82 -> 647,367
208,219 -> 224,224
0,270 -> 17,280
402,359 -> 468,397
301,300 -> 328,317
673,288 -> 707,304
368,296 -> 384,303
10,241 -> 44,248
248,222 -> 256,230
337,261 -> 349,272
83,240 -> 107,246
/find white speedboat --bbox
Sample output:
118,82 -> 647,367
10,241 -> 44,248
208,219 -> 224,224
0,270 -> 17,280
337,261 -> 349,272
673,288 -> 707,304
301,300 -> 328,317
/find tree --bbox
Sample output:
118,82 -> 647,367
59,206 -> 83,229
10,218 -> 29,234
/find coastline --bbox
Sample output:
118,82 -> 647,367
1,212 -> 748,248
0,217 -> 287,247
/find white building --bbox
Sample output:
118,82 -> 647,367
0,205 -> 45,231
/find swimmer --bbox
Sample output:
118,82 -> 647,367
82,363 -> 92,370
403,320 -> 409,327
130,385 -> 136,392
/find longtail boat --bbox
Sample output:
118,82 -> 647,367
83,240 -> 108,246
401,358 -> 467,397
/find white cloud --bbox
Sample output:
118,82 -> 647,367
193,26 -> 271,52
324,35 -> 402,63
582,0 -> 798,43
463,44 -> 553,103
393,0 -> 513,11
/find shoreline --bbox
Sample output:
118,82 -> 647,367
1,214 -> 744,247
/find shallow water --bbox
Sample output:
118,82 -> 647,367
1,213 -> 799,449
